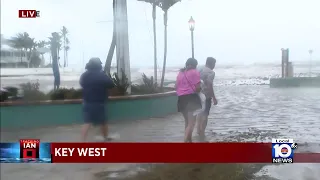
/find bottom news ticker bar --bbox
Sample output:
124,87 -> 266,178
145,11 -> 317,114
48,143 -> 320,163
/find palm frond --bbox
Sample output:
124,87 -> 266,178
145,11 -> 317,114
61,26 -> 68,36
137,0 -> 181,10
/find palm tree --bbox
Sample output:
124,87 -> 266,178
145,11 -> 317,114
36,40 -> 48,64
28,41 -> 43,68
152,3 -> 158,84
8,33 -> 25,62
24,34 -> 35,64
49,32 -> 62,67
137,0 -> 181,89
104,0 -> 116,74
160,9 -> 168,89
158,1 -> 180,89
65,37 -> 70,66
61,26 -> 69,67
48,32 -> 62,90
137,0 -> 160,84
9,32 -> 36,67
65,45 -> 70,66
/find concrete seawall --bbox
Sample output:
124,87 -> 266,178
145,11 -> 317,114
0,91 -> 178,129
270,77 -> 320,88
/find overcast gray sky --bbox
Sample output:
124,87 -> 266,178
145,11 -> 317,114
1,0 -> 319,67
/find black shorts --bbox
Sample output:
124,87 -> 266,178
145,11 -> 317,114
204,98 -> 212,115
177,94 -> 202,113
83,103 -> 107,125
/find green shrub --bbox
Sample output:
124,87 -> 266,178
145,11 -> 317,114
131,73 -> 159,94
24,90 -> 47,101
66,88 -> 82,99
108,69 -> 130,95
48,88 -> 68,100
0,91 -> 9,102
20,81 -> 40,91
19,81 -> 48,101
3,86 -> 19,97
1,81 -> 84,102
48,88 -> 82,100
0,86 -> 20,102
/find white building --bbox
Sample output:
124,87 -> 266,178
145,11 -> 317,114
1,34 -> 29,68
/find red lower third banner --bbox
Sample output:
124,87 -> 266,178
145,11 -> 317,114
50,143 -> 320,163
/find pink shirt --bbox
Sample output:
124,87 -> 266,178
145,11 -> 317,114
176,69 -> 200,96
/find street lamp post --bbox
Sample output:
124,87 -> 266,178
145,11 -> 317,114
308,49 -> 313,77
188,16 -> 195,58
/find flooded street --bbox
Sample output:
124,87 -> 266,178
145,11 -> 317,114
1,85 -> 320,180
211,86 -> 320,180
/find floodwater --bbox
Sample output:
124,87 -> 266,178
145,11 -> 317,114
1,64 -> 320,180
1,85 -> 320,180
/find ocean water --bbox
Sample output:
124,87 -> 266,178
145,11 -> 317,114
1,64 -> 320,180
1,63 -> 320,92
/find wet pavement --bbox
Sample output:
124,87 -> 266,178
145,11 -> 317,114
1,86 -> 320,180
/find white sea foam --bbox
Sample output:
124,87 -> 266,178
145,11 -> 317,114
0,64 -> 319,92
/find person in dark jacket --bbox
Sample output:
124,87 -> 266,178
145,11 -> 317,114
80,57 -> 115,141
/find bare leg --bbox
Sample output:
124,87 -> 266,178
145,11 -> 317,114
196,114 -> 202,135
199,115 -> 208,141
197,114 -> 206,136
81,123 -> 91,142
201,115 -> 208,132
100,123 -> 109,140
182,112 -> 188,129
184,112 -> 196,142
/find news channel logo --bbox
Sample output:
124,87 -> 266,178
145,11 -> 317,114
272,139 -> 297,163
0,142 -> 51,163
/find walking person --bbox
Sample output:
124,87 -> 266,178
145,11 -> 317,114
80,58 -> 115,141
176,58 -> 202,142
197,57 -> 218,138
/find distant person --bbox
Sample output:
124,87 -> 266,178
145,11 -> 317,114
176,58 -> 202,142
80,58 -> 115,141
197,57 -> 218,138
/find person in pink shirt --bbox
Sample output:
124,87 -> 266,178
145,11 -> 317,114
176,58 -> 202,142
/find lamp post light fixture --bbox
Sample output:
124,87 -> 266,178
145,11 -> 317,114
188,16 -> 195,58
188,16 -> 195,31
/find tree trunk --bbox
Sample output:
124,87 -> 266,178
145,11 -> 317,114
52,46 -> 60,90
57,48 -> 61,68
66,51 -> 68,67
20,49 -> 23,63
104,33 -> 116,74
63,36 -> 66,67
66,50 -> 68,66
42,54 -> 45,67
160,10 -> 168,89
152,3 -> 158,84
28,48 -> 32,68
104,0 -> 116,74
